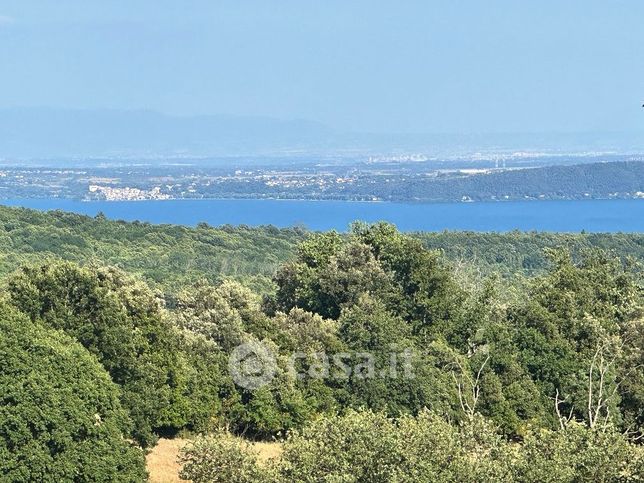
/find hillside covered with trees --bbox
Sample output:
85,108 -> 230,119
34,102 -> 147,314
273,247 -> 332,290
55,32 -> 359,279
0,209 -> 643,481
0,204 -> 642,293
379,161 -> 644,202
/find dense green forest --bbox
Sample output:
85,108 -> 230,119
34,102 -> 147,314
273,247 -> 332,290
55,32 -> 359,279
0,204 -> 642,292
0,205 -> 306,294
418,230 -> 644,277
1,207 -> 643,481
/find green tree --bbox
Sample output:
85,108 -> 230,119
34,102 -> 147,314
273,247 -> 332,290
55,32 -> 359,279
7,262 -> 189,446
0,302 -> 147,482
174,280 -> 247,351
510,250 -> 642,432
274,237 -> 392,320
351,222 -> 466,342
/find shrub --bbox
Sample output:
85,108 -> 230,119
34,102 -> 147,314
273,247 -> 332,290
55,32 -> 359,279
278,409 -> 514,482
515,422 -> 644,482
179,432 -> 273,483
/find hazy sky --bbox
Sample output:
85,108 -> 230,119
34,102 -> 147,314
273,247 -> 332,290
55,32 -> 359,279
1,0 -> 643,134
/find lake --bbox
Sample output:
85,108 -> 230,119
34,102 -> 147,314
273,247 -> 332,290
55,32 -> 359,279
1,198 -> 643,232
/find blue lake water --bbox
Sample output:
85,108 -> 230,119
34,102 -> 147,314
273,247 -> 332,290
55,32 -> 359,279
1,198 -> 643,232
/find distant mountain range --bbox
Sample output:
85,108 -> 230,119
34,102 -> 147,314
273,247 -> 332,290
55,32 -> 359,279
0,108 -> 338,159
2,107 -> 644,160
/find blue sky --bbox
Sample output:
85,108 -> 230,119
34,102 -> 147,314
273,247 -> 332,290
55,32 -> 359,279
0,0 -> 643,134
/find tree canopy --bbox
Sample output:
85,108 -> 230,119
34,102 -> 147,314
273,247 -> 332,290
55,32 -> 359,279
0,302 -> 147,482
0,211 -> 643,481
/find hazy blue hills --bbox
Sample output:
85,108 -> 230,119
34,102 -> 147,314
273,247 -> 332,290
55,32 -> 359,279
2,108 -> 644,159
0,107 -> 335,158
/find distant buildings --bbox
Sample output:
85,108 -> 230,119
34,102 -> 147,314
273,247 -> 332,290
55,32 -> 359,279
88,185 -> 170,201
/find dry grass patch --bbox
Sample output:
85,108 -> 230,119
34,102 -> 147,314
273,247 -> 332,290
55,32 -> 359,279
146,438 -> 189,483
252,441 -> 283,464
146,437 -> 283,482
